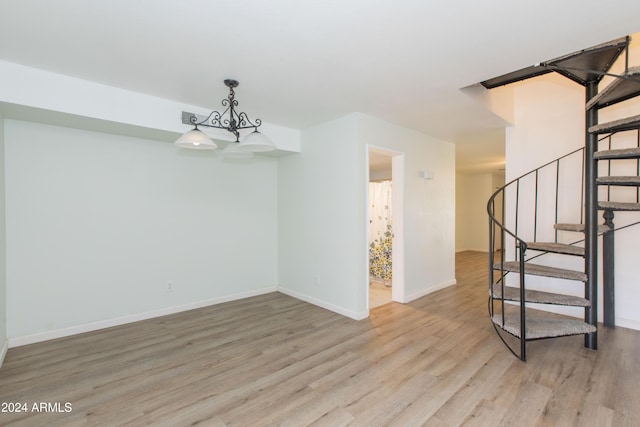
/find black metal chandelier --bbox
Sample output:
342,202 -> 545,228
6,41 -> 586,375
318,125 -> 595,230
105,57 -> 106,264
175,79 -> 275,157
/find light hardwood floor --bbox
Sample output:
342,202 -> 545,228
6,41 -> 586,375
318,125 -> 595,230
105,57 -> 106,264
1,251 -> 639,426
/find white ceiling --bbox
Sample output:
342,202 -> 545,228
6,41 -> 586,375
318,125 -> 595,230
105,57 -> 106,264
1,0 -> 639,148
456,128 -> 506,175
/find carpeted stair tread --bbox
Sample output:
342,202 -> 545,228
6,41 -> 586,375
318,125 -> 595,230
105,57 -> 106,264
494,261 -> 587,282
594,147 -> 640,160
588,114 -> 640,134
554,223 -> 612,233
597,176 -> 640,186
586,66 -> 640,110
526,242 -> 585,256
599,201 -> 640,211
491,286 -> 590,307
492,314 -> 597,339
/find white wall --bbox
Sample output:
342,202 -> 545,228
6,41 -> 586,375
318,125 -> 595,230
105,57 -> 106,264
358,114 -> 456,301
461,83 -> 515,126
456,173 -> 493,252
278,113 -> 456,318
0,114 -> 7,363
5,120 -> 279,343
507,74 -> 585,179
505,39 -> 640,329
277,114 -> 366,318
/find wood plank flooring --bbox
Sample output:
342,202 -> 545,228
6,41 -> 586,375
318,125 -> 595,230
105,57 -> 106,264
1,251 -> 639,426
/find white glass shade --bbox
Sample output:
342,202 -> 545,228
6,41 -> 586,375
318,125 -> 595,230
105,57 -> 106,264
221,143 -> 254,159
174,128 -> 218,150
237,130 -> 276,152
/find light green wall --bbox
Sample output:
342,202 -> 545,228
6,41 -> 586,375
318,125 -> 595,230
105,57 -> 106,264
278,113 -> 456,317
278,114 -> 366,318
357,114 -> 456,300
5,120 -> 279,341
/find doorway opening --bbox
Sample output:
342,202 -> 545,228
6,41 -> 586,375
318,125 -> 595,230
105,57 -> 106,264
367,146 -> 405,311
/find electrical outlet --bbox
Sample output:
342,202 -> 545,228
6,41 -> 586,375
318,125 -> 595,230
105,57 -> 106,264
314,274 -> 320,286
167,282 -> 173,292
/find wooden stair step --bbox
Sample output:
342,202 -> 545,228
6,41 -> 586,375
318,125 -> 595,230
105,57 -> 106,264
493,261 -> 587,282
554,223 -> 612,233
492,314 -> 596,340
597,176 -> 640,186
594,147 -> 640,160
586,66 -> 640,110
491,286 -> 590,307
588,113 -> 640,134
599,201 -> 640,211
526,242 -> 585,256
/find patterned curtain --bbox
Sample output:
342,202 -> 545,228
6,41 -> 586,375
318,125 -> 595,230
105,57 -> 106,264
369,180 -> 393,282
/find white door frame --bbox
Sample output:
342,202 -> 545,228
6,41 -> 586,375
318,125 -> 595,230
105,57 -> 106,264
366,145 -> 406,312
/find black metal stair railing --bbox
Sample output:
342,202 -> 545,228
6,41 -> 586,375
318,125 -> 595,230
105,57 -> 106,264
598,129 -> 640,204
483,35 -> 637,360
487,147 -> 586,360
489,128 -> 640,359
596,127 -> 640,328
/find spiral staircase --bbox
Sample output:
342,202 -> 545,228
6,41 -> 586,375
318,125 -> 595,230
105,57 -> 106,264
483,36 -> 640,360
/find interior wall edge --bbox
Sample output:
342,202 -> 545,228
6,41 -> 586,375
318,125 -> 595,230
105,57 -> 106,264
277,287 -> 368,321
0,339 -> 7,367
405,279 -> 457,303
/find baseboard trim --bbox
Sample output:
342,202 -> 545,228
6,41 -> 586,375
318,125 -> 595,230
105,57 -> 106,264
0,338 -> 8,368
8,287 -> 277,348
405,279 -> 457,303
277,288 -> 368,320
615,317 -> 640,331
